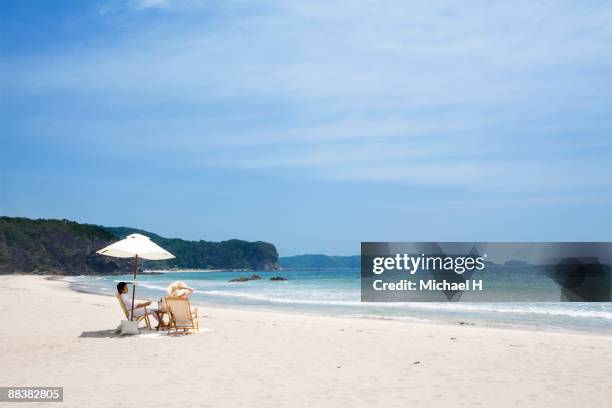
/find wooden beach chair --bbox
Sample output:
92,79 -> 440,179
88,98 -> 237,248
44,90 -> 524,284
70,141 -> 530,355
165,297 -> 199,335
116,293 -> 152,330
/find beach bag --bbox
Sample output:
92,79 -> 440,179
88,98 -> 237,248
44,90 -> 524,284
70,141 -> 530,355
120,320 -> 140,335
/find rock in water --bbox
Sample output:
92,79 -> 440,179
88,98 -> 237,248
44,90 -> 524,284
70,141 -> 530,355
229,274 -> 262,282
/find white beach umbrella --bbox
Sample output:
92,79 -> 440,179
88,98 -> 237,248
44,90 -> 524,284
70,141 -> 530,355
97,233 -> 175,320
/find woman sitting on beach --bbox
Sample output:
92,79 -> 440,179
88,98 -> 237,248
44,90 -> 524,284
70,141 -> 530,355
165,281 -> 198,315
167,281 -> 195,298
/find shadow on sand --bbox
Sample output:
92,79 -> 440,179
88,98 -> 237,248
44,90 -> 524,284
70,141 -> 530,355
79,327 -> 164,338
79,329 -> 122,338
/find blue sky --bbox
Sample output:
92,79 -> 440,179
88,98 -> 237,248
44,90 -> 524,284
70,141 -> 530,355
1,0 -> 611,256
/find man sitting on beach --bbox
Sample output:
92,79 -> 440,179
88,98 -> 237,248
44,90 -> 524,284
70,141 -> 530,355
117,282 -> 158,323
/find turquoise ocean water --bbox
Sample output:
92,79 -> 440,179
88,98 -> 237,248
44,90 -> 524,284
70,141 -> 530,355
69,268 -> 612,334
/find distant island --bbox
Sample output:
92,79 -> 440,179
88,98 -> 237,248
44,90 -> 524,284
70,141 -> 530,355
0,216 -> 280,275
279,254 -> 360,269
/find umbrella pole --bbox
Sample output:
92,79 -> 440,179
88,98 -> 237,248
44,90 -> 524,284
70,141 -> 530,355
130,255 -> 138,321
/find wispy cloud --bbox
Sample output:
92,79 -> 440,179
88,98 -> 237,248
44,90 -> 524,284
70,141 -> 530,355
2,0 -> 611,194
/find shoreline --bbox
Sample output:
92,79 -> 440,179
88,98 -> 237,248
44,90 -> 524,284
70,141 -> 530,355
14,275 -> 612,339
2,275 -> 612,407
142,269 -> 228,273
63,275 -> 612,336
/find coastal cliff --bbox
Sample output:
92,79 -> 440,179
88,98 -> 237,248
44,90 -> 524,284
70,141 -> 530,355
0,217 -> 130,275
105,226 -> 280,271
0,217 -> 280,275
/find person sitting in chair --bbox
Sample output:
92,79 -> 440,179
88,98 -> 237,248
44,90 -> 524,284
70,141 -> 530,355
167,281 -> 195,298
166,281 -> 198,315
117,282 -> 158,323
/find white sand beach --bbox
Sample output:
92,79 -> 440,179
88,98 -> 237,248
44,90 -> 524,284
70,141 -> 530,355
1,275 -> 611,408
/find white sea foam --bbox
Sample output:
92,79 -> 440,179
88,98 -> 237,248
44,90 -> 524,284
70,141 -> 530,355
137,283 -> 168,291
201,290 -> 612,320
74,274 -> 612,328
